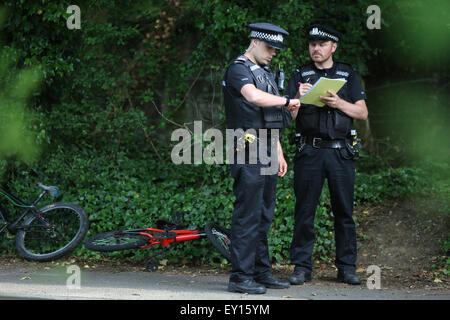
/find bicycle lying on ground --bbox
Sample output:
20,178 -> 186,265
0,183 -> 89,262
84,211 -> 231,272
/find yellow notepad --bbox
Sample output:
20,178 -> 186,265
300,77 -> 347,107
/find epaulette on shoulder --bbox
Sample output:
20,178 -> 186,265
295,62 -> 315,72
233,55 -> 248,64
335,61 -> 354,70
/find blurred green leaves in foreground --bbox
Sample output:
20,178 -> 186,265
0,8 -> 42,173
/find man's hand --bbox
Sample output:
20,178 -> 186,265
277,140 -> 287,177
299,83 -> 313,96
319,91 -> 368,120
286,98 -> 300,112
319,90 -> 342,109
278,155 -> 287,177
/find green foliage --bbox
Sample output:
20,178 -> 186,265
1,0 -> 446,269
433,236 -> 450,277
0,0 -> 374,160
354,167 -> 428,203
0,42 -> 42,173
2,139 -> 439,265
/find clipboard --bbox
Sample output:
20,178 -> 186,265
300,77 -> 347,107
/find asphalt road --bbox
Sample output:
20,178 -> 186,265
0,264 -> 449,301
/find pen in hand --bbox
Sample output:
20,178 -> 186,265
298,80 -> 313,97
298,78 -> 312,86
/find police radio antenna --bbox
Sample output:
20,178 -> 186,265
277,63 -> 285,92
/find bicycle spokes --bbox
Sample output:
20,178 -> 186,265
212,228 -> 230,247
22,208 -> 82,255
91,232 -> 142,246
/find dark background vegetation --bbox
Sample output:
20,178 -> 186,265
0,1 -> 448,274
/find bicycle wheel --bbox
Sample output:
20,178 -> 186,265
15,202 -> 89,262
84,230 -> 149,252
204,223 -> 231,262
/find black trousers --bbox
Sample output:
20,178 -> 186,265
290,144 -> 357,273
229,163 -> 278,282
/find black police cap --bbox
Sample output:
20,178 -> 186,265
248,22 -> 289,50
307,24 -> 341,42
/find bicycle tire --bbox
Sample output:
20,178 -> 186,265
15,202 -> 89,262
84,230 -> 149,252
204,223 -> 231,262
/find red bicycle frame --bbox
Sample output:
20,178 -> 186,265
138,228 -> 203,248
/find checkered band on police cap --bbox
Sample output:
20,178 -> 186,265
307,24 -> 341,42
250,30 -> 284,43
248,22 -> 289,49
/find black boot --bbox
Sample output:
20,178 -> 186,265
255,273 -> 290,289
228,279 -> 267,294
337,270 -> 361,285
288,270 -> 312,285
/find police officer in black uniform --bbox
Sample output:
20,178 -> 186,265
286,24 -> 368,285
223,23 -> 301,294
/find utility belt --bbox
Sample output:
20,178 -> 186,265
292,131 -> 362,160
305,136 -> 346,149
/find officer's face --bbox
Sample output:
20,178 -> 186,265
309,41 -> 337,63
253,40 -> 277,66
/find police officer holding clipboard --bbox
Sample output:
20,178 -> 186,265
286,24 -> 368,285
222,23 -> 300,294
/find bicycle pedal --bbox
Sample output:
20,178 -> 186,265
145,258 -> 159,272
170,210 -> 186,227
6,224 -> 17,235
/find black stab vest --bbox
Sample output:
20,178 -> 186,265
295,62 -> 354,139
224,55 -> 291,130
